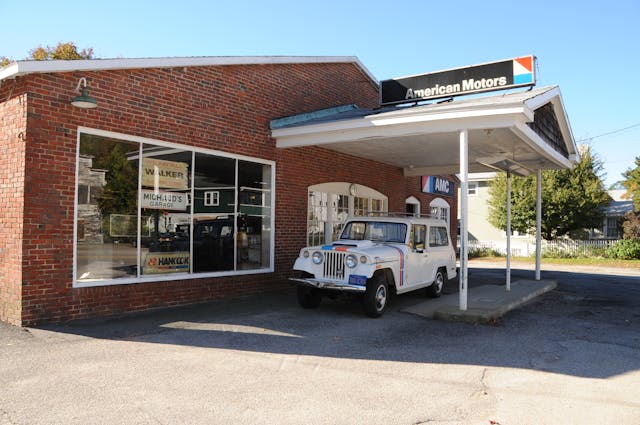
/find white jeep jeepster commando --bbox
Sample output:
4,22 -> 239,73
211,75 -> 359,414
291,215 -> 457,317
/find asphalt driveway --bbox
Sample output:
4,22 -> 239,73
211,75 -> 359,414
1,261 -> 639,424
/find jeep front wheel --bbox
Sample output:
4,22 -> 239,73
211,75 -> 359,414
363,275 -> 388,318
297,286 -> 322,309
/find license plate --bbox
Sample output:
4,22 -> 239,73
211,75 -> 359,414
348,275 -> 367,286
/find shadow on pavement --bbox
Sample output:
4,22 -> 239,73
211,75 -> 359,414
36,266 -> 640,380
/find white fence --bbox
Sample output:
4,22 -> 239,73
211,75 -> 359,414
462,239 -> 617,258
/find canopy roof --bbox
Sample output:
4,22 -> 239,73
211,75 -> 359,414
272,86 -> 578,176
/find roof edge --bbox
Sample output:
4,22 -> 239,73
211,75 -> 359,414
0,55 -> 379,86
270,104 -> 360,129
523,85 -> 578,159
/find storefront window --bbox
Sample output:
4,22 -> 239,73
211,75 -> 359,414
76,135 -> 139,281
140,145 -> 193,276
308,191 -> 327,246
354,196 -> 368,216
237,160 -> 272,270
331,195 -> 349,241
75,130 -> 273,286
192,153 -> 236,272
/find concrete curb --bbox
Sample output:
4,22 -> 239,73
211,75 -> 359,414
402,279 -> 558,324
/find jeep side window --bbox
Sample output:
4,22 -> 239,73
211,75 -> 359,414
429,226 -> 449,247
412,224 -> 426,252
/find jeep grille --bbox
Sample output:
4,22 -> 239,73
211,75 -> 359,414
323,251 -> 345,280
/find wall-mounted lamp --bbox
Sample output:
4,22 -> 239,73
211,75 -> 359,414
71,77 -> 97,109
476,156 -> 533,177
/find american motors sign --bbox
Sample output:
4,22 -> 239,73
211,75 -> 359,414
381,56 -> 536,105
422,176 -> 455,197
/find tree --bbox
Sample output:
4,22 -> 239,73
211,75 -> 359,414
29,42 -> 94,60
1,41 -> 94,66
622,212 -> 640,241
488,146 -> 610,240
621,156 -> 640,211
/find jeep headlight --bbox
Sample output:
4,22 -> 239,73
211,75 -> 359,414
312,251 -> 323,264
345,254 -> 358,268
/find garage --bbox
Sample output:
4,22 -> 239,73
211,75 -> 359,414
0,55 -> 575,325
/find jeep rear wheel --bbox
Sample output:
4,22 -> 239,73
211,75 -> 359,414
426,268 -> 445,298
297,286 -> 322,309
363,275 -> 388,318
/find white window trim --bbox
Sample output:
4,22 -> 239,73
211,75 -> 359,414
468,181 -> 479,196
405,195 -> 421,217
73,126 -> 276,288
429,197 -> 450,226
204,191 -> 220,206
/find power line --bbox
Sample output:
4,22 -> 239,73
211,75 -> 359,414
576,122 -> 640,143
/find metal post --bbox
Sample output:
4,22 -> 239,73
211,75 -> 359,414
535,169 -> 542,280
459,129 -> 469,311
506,171 -> 511,291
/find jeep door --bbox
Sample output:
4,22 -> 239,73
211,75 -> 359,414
404,224 -> 435,289
427,225 -> 453,278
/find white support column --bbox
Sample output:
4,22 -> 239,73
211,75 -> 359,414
459,129 -> 469,311
535,169 -> 542,280
506,171 -> 512,291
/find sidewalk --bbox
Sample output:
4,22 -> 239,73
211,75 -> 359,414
402,279 -> 557,324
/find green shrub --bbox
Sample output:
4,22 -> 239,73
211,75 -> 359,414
606,239 -> 640,260
468,246 -> 503,258
541,248 -> 576,259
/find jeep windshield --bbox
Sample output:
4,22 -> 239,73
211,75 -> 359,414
339,221 -> 407,243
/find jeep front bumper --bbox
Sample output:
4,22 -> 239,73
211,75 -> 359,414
289,277 -> 367,292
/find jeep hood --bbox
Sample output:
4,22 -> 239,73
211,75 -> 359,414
329,240 -> 377,249
329,240 -> 406,259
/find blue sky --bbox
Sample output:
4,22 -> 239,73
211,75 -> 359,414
2,0 -> 638,187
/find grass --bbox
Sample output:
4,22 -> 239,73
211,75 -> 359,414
471,256 -> 640,269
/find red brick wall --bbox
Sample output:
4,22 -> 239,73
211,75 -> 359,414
2,61 -> 458,325
0,87 -> 27,325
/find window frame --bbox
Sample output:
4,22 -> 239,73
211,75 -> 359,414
73,127 -> 275,288
429,226 -> 450,248
204,191 -> 220,207
467,181 -> 479,196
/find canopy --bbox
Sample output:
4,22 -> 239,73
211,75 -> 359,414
272,85 -> 578,310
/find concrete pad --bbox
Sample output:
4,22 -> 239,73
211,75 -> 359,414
402,279 -> 557,324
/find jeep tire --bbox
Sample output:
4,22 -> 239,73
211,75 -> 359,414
363,275 -> 388,318
297,286 -> 322,309
426,267 -> 445,298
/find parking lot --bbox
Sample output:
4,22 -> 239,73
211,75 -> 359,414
1,261 -> 639,425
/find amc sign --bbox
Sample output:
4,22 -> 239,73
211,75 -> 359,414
422,176 -> 455,197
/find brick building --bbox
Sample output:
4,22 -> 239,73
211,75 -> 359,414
1,56 -> 578,325
0,57 -> 459,325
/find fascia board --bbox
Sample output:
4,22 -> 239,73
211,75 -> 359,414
523,86 -> 559,110
0,62 -> 19,80
0,56 -> 379,86
550,93 -> 577,156
369,106 -> 531,126
274,106 -> 528,147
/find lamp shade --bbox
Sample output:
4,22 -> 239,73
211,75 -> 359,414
71,87 -> 97,109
